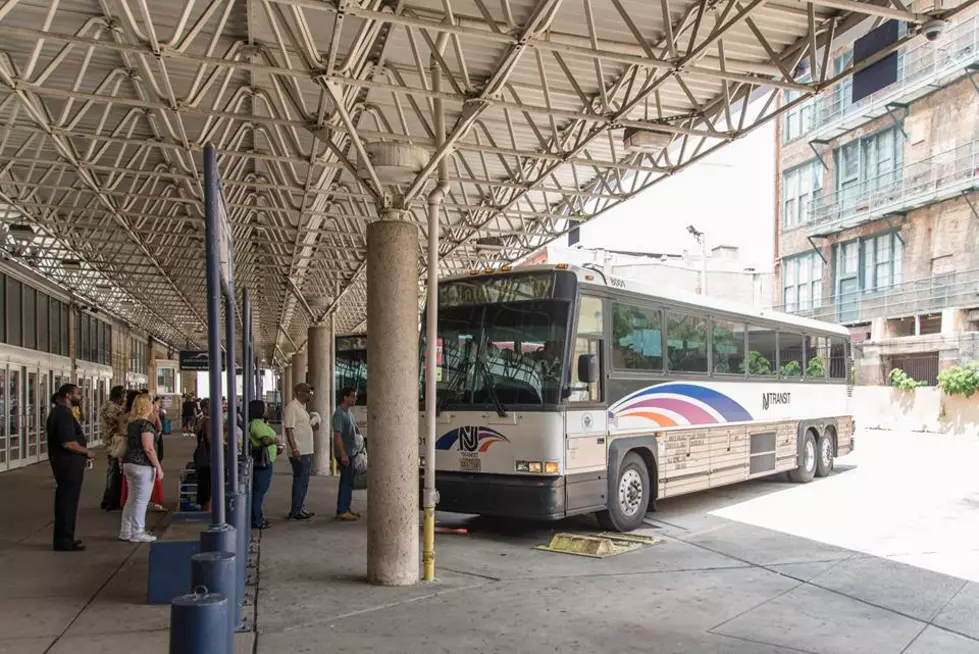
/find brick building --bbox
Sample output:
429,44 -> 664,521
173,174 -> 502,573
775,10 -> 979,385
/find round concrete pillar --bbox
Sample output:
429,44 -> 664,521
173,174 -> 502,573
308,324 -> 334,476
292,350 -> 308,385
282,365 -> 293,405
366,218 -> 420,586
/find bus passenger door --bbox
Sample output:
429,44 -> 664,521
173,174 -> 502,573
565,295 -> 608,513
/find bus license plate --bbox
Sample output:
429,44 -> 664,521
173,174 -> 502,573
459,458 -> 481,473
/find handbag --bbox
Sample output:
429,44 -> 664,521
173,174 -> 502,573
252,441 -> 271,470
107,433 -> 127,459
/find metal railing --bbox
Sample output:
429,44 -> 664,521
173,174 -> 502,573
807,140 -> 979,234
773,268 -> 979,324
804,15 -> 979,137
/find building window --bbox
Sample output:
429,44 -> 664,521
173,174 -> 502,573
834,126 -> 903,213
782,160 -> 822,228
611,303 -> 663,372
782,77 -> 813,142
782,252 -> 824,313
835,231 -> 903,297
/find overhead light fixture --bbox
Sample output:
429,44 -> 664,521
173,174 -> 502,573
61,258 -> 82,271
623,126 -> 673,153
7,223 -> 34,242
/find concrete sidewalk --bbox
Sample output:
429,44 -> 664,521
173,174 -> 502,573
2,429 -> 979,654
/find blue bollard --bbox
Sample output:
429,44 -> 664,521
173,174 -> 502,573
170,590 -> 230,654
227,490 -> 248,619
200,524 -> 238,624
190,552 -> 236,653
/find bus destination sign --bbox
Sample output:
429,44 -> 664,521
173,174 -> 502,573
440,273 -> 555,308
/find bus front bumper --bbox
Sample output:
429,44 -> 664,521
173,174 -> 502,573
420,472 -> 566,521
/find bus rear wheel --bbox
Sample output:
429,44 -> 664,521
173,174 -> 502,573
816,432 -> 835,478
597,452 -> 650,532
789,431 -> 817,484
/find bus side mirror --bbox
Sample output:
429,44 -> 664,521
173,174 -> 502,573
577,354 -> 598,384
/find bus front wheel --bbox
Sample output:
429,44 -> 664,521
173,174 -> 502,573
597,452 -> 650,532
789,431 -> 817,484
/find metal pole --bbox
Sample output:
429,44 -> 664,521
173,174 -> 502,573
329,287 -> 337,477
203,143 -> 226,527
243,289 -> 252,431
225,291 -> 239,489
423,33 -> 450,583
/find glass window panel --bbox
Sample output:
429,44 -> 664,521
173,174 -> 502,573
712,320 -> 745,374
611,303 -> 663,371
779,331 -> 804,378
0,274 -> 4,343
667,312 -> 708,374
746,325 -> 777,376
576,296 -> 603,335
805,336 -> 829,379
59,302 -> 68,356
22,287 -> 36,350
6,278 -> 21,347
8,369 -> 19,460
37,294 -> 49,353
0,367 -> 5,466
830,338 -> 849,379
569,337 -> 601,403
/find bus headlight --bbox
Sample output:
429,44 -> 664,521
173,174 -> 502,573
516,460 -> 560,474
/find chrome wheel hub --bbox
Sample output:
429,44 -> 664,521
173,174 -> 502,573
618,469 -> 643,516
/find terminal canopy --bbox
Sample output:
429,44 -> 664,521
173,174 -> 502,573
0,0 -> 957,362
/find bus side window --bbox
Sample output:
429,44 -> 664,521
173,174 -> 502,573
570,296 -> 603,403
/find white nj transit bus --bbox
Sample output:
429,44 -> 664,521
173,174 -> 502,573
335,335 -> 368,438
420,264 -> 854,532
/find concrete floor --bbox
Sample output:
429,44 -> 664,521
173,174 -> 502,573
2,429 -> 979,654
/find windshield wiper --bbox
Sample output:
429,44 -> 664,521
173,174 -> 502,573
475,358 -> 508,418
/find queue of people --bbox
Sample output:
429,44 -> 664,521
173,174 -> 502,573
48,381 -> 364,553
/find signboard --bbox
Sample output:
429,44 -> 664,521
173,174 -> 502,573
179,350 -> 242,372
439,273 -> 556,308
217,202 -> 234,288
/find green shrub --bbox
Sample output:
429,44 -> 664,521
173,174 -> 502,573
889,367 -> 925,391
937,361 -> 979,397
806,355 -> 826,378
740,350 -> 773,376
779,360 -> 802,377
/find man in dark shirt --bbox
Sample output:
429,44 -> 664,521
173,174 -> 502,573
181,396 -> 198,434
47,384 -> 94,552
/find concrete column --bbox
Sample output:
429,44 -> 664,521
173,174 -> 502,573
308,325 -> 333,476
366,219 -> 420,586
292,350 -> 308,385
282,365 -> 293,405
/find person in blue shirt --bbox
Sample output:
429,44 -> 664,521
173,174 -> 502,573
332,387 -> 360,521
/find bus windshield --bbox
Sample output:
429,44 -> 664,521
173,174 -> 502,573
335,338 -> 367,405
432,299 -> 571,408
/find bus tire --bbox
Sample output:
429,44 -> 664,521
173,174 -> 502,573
597,452 -> 650,532
789,430 -> 817,484
816,430 -> 835,478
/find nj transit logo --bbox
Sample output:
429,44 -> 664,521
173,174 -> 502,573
435,426 -> 509,453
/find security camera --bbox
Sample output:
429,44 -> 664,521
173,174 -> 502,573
921,18 -> 947,42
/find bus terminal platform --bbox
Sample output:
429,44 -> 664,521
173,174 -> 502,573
2,431 -> 979,654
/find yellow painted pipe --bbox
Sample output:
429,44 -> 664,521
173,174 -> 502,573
423,507 -> 435,581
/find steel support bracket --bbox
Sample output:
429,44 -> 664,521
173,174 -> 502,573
807,235 -> 828,263
884,103 -> 909,140
882,211 -> 907,243
961,190 -> 979,221
809,139 -> 831,170
966,64 -> 979,97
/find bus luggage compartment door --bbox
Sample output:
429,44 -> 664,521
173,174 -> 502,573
564,409 -> 608,513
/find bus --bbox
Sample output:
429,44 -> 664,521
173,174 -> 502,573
421,264 -> 854,532
336,335 -> 368,438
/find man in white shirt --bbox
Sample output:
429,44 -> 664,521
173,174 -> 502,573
284,382 -> 318,519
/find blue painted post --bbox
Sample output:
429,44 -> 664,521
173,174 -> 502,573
203,142 -> 226,527
225,290 -> 239,495
170,591 -> 230,654
227,488 -> 247,621
190,553 -> 236,653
